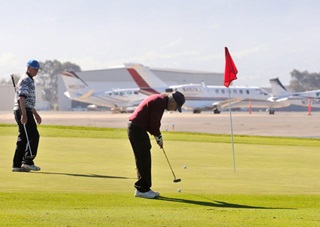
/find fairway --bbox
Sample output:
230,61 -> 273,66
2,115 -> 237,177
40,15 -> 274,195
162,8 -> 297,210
0,125 -> 319,226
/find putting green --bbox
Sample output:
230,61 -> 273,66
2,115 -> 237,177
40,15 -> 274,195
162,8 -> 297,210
0,125 -> 319,226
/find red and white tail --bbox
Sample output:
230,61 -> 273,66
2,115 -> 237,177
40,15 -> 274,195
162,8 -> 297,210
125,63 -> 168,95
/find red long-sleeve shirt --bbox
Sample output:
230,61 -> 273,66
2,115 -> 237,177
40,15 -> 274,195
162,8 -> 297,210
129,94 -> 168,136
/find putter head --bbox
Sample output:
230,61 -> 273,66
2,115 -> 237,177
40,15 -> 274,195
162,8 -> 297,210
173,179 -> 181,183
25,155 -> 35,160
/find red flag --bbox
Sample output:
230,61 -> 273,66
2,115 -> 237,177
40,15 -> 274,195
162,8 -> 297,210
224,47 -> 238,87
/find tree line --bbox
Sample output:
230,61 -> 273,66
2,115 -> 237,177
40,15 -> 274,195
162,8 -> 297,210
1,60 -> 319,110
289,69 -> 320,92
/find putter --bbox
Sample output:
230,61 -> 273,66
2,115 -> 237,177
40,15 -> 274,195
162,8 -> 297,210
11,74 -> 34,159
161,147 -> 181,183
23,124 -> 34,159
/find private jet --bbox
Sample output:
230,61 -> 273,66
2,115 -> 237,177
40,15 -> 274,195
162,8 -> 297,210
60,71 -> 146,112
269,78 -> 320,108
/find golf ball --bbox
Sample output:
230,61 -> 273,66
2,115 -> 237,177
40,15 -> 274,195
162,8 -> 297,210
184,165 -> 187,169
178,189 -> 181,193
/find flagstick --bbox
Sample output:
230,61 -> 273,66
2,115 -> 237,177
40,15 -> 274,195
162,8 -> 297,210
224,46 -> 238,173
227,88 -> 236,173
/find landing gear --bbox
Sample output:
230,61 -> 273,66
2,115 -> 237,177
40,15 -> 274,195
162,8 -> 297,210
193,109 -> 201,114
268,109 -> 275,115
213,108 -> 221,114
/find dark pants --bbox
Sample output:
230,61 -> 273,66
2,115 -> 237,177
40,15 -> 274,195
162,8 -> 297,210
127,123 -> 152,192
13,109 -> 40,167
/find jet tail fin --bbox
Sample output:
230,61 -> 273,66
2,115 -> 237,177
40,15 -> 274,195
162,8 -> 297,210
270,78 -> 290,96
125,63 -> 168,95
60,71 -> 93,98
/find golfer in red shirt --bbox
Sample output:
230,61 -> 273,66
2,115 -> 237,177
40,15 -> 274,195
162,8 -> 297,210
128,91 -> 185,199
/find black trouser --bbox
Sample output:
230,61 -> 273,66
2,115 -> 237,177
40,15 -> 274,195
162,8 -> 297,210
13,109 -> 39,167
127,122 -> 152,192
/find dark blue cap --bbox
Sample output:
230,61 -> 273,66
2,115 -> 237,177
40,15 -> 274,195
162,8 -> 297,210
172,91 -> 185,112
27,60 -> 41,69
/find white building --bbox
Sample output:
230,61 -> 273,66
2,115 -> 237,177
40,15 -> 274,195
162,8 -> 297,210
0,84 -> 16,111
0,84 -> 48,111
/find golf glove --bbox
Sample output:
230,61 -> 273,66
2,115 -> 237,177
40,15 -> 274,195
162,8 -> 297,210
154,134 -> 163,148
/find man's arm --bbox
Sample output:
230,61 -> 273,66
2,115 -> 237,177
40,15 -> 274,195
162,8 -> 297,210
32,108 -> 42,124
18,96 -> 28,124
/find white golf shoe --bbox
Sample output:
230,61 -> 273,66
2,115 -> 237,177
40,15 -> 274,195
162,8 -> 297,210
134,189 -> 160,199
21,164 -> 41,171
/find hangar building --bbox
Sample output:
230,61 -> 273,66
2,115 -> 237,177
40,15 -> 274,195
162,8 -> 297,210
0,84 -> 47,111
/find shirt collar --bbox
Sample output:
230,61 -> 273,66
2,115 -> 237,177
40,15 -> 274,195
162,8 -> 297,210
26,72 -> 34,80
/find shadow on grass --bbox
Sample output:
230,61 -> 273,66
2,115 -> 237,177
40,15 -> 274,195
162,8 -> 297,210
158,196 -> 293,210
31,171 -> 133,179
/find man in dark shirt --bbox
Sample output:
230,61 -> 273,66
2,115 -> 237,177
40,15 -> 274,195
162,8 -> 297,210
128,91 -> 185,199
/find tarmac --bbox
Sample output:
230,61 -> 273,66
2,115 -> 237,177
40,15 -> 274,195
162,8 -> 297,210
1,110 -> 319,138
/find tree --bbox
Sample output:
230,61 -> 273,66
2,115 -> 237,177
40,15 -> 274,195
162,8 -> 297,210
37,60 -> 81,109
289,69 -> 320,92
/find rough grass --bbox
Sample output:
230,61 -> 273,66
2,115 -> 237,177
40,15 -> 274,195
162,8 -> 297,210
1,123 -> 320,146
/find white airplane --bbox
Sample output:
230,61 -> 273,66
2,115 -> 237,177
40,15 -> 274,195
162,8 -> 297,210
269,78 -> 320,108
60,71 -> 146,112
125,63 -> 289,114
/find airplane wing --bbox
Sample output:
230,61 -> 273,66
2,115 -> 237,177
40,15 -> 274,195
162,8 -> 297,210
268,96 -> 289,102
269,94 -> 320,102
212,98 -> 244,109
79,90 -> 95,99
290,94 -> 320,99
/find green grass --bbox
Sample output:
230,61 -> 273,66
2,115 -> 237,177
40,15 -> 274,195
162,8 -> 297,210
0,124 -> 319,226
0,193 -> 318,226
